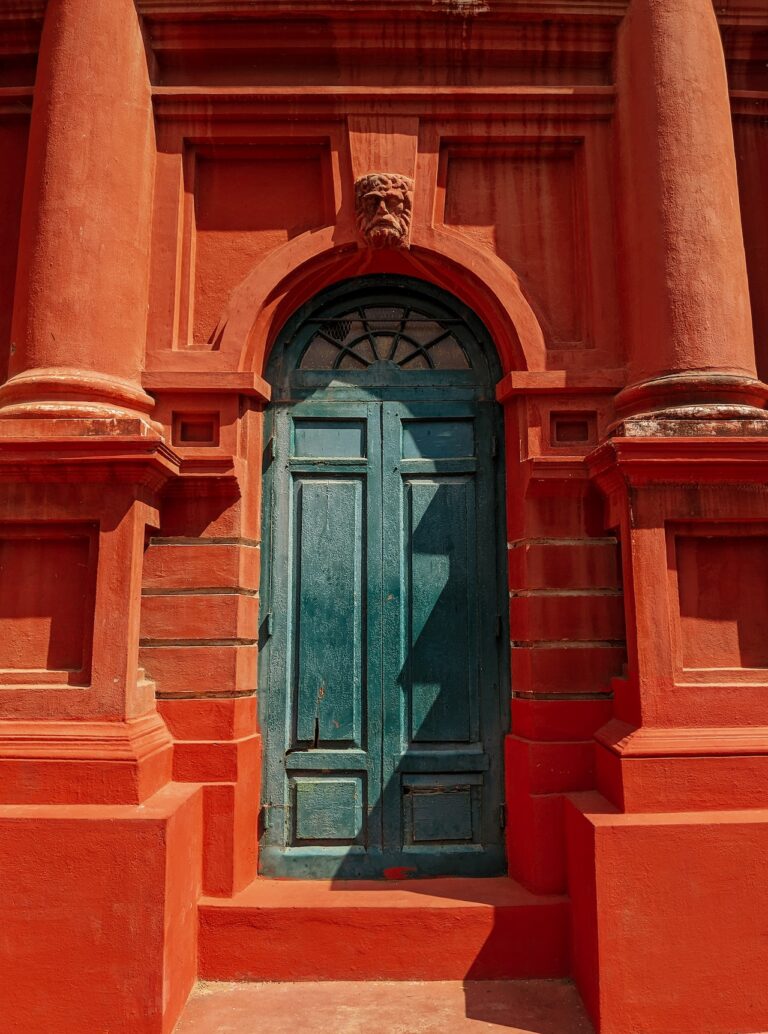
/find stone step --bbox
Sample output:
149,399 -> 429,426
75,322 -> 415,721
199,877 -> 569,982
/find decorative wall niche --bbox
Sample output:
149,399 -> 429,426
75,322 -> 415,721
438,141 -> 588,347
550,411 -> 597,448
172,411 -> 220,448
192,142 -> 334,344
0,523 -> 98,686
672,528 -> 768,673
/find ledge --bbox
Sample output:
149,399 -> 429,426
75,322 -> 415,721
597,718 -> 768,758
143,370 -> 271,402
496,369 -> 624,401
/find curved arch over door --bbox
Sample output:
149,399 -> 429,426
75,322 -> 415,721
212,228 -> 547,376
259,275 -> 509,879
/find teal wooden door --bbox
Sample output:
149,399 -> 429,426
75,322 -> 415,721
259,277 -> 507,878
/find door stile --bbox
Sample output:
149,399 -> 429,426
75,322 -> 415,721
261,400 -> 385,876
380,401 -> 505,875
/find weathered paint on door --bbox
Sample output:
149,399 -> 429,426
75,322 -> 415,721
259,277 -> 508,878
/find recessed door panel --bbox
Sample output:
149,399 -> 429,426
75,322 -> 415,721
293,477 -> 364,747
406,477 -> 476,745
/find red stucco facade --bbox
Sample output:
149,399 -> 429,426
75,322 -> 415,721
2,1 -> 768,1031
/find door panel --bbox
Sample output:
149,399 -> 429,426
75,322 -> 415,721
381,402 -> 503,876
263,402 -> 382,868
293,477 -> 364,746
261,398 -> 505,877
406,477 -> 476,744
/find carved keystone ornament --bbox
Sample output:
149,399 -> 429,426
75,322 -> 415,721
355,172 -> 414,249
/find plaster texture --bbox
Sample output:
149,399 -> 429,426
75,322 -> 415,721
1,1 -> 768,1032
175,980 -> 595,1034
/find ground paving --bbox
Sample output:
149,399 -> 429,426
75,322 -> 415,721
175,979 -> 595,1033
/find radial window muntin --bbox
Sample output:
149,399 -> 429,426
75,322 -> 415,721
300,304 -> 471,371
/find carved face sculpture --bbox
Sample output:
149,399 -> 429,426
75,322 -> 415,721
355,173 -> 414,249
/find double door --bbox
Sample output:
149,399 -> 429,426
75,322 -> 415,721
260,397 -> 506,878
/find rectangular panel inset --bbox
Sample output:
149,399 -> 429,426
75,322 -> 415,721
406,479 -> 475,743
676,535 -> 768,669
442,146 -> 585,346
293,419 -> 366,458
550,411 -> 597,447
172,411 -> 220,447
0,525 -> 97,681
403,774 -> 482,845
294,479 -> 363,744
193,144 -> 333,342
292,775 -> 364,844
402,420 -> 474,459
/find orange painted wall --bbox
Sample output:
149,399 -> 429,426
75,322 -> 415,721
1,3 -> 768,1033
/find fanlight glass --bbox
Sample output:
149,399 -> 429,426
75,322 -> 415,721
299,305 -> 471,371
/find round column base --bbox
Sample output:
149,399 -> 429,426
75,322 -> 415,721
0,367 -> 160,431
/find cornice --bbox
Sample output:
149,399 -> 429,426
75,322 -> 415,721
716,1 -> 768,29
0,713 -> 171,763
588,435 -> 768,491
143,369 -> 271,401
731,90 -> 768,119
0,1 -> 44,22
0,432 -> 181,487
152,84 -> 616,122
597,718 -> 768,758
496,369 -> 624,401
137,1 -> 628,21
0,85 -> 33,118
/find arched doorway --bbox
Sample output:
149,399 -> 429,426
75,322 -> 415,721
259,275 -> 508,878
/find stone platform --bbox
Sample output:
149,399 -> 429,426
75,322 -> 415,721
174,980 -> 595,1034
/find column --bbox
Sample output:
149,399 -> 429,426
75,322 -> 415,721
1,0 -> 157,422
614,0 -> 767,421
568,5 -> 768,1032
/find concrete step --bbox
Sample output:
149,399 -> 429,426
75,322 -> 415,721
175,980 -> 594,1033
199,877 -> 569,981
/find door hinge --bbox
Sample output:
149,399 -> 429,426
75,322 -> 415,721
491,433 -> 498,459
499,804 -> 506,830
495,614 -> 503,638
261,611 -> 274,639
264,436 -> 276,465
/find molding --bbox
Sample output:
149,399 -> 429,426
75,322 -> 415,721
496,369 -> 624,400
137,1 -> 628,18
597,719 -> 768,758
0,1 -> 44,18
523,455 -> 589,482
0,85 -> 33,118
0,713 -> 171,763
152,86 -> 616,123
143,370 -> 271,401
0,427 -> 181,487
731,91 -> 768,118
717,1 -> 768,28
588,435 -> 768,489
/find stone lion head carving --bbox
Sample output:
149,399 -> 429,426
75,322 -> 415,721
355,172 -> 414,249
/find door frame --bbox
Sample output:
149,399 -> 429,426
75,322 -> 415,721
258,275 -> 510,878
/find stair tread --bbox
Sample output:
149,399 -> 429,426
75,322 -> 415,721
201,876 -> 567,911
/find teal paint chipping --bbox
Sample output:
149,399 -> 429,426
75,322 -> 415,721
260,276 -> 508,879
